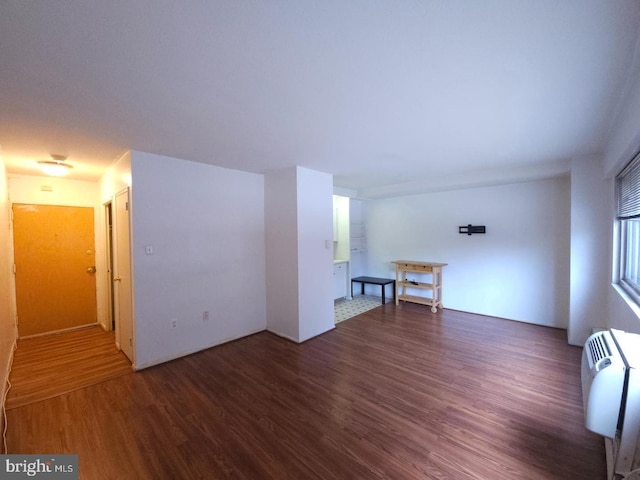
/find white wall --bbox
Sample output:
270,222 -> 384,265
366,178 -> 571,328
265,166 -> 334,342
333,195 -> 350,261
265,168 -> 300,341
603,38 -> 640,179
602,40 -> 640,334
8,174 -> 100,206
608,286 -> 640,334
0,156 -> 17,436
349,198 -> 368,278
129,151 -> 266,369
568,156 -> 612,345
7,174 -> 107,328
100,151 -> 132,200
297,167 -> 335,341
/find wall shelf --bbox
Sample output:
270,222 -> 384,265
349,223 -> 367,255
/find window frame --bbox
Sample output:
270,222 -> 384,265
618,218 -> 640,305
616,148 -> 640,307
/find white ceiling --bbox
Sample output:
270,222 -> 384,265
1,1 -> 639,197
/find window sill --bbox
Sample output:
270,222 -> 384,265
612,283 -> 640,322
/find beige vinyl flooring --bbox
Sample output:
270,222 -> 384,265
334,294 -> 392,323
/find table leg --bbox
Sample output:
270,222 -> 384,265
381,285 -> 386,305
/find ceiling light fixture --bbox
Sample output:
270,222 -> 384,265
37,154 -> 73,177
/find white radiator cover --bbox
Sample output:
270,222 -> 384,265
582,329 -> 640,479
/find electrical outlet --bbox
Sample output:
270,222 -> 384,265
203,311 -> 209,321
170,319 -> 177,328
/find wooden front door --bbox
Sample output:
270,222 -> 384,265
13,204 -> 97,337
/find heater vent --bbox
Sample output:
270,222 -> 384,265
587,332 -> 611,366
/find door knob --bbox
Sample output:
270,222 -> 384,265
87,266 -> 96,273
113,276 -> 122,281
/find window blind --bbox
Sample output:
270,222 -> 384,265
617,150 -> 640,219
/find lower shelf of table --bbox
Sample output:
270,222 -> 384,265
397,294 -> 442,308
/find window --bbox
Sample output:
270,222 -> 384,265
616,150 -> 640,304
620,218 -> 640,297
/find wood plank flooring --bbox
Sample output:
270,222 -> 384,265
6,305 -> 605,479
6,325 -> 132,409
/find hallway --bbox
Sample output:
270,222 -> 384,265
6,325 -> 132,409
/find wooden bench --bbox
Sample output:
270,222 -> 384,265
351,276 -> 396,305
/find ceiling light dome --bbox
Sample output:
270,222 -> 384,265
38,154 -> 73,176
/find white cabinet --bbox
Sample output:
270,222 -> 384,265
333,262 -> 348,299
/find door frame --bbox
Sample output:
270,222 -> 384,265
12,203 -> 98,337
112,187 -> 135,364
103,200 -> 115,333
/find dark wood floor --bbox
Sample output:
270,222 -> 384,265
6,304 -> 605,479
6,325 -> 132,409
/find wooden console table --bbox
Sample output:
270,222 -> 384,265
392,260 -> 447,313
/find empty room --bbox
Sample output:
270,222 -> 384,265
1,1 -> 640,479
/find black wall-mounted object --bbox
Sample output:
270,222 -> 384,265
459,224 -> 486,235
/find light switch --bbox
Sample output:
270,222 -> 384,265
145,245 -> 154,255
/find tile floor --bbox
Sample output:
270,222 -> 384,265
334,294 -> 392,323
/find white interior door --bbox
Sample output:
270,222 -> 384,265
114,188 -> 134,363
